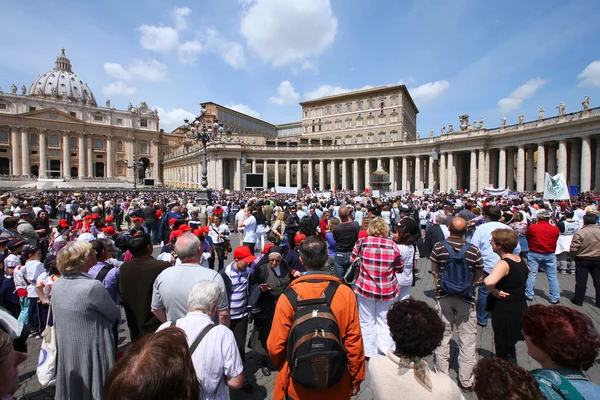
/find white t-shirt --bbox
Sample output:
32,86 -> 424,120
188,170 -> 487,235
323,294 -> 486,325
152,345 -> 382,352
242,215 -> 257,243
235,210 -> 245,231
24,260 -> 45,298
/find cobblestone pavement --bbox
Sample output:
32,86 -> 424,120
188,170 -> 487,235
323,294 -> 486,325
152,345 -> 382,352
15,235 -> 600,399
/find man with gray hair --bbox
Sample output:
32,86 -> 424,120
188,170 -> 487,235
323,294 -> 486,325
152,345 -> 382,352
151,232 -> 230,327
332,206 -> 360,278
158,280 -> 244,398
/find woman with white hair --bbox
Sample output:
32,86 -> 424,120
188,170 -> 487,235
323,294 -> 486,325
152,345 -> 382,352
159,280 -> 244,399
51,241 -> 121,400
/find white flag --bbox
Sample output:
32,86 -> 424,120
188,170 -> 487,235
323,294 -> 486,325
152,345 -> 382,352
543,173 -> 570,200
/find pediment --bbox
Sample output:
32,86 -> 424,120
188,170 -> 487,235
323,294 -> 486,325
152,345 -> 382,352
19,107 -> 81,123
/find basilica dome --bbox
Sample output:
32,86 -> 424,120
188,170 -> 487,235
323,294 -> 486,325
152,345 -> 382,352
29,48 -> 97,106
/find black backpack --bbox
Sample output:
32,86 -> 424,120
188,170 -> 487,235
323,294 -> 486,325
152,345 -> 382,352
283,280 -> 347,389
95,264 -> 113,283
439,241 -> 473,301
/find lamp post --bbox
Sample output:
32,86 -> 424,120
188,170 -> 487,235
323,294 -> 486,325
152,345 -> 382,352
124,154 -> 144,191
182,104 -> 233,203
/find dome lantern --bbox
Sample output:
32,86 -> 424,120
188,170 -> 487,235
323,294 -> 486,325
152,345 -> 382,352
55,48 -> 72,73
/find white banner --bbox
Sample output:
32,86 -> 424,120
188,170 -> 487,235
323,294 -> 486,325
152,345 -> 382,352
275,186 -> 298,194
484,187 -> 509,197
543,173 -> 570,200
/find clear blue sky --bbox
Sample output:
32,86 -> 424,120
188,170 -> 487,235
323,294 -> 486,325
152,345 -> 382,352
1,0 -> 599,133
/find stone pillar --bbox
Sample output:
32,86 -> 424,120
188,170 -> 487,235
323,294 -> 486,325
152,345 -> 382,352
319,159 -> 325,190
353,159 -> 360,191
274,160 -> 280,188
151,139 -> 159,180
305,160 -> 312,189
331,160 -> 337,191
498,148 -> 506,189
401,157 -> 408,191
484,150 -> 490,188
39,130 -> 47,178
596,140 -> 600,190
389,158 -> 396,191
428,156 -> 435,191
516,145 -> 525,192
414,156 -> 422,191
558,140 -> 568,176
106,136 -> 114,178
234,157 -> 242,190
447,152 -> 454,191
87,136 -> 93,178
263,160 -> 268,189
547,143 -> 556,175
525,147 -> 535,191
469,150 -> 477,192
297,160 -> 302,189
78,134 -> 86,179
477,149 -> 485,190
252,159 -> 257,173
341,159 -> 347,190
364,159 -> 371,191
62,133 -> 69,178
286,160 -> 291,187
581,137 -> 592,192
21,128 -> 30,176
536,144 -> 545,192
439,153 -> 446,192
569,140 -> 581,188
10,127 -> 20,175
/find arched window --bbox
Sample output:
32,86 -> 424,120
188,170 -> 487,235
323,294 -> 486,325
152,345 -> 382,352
30,134 -> 38,146
94,138 -> 103,149
0,130 -> 7,143
117,141 -> 123,152
50,134 -> 59,146
141,143 -> 148,153
71,137 -> 77,149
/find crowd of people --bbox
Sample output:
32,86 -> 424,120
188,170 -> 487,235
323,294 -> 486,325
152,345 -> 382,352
0,187 -> 600,399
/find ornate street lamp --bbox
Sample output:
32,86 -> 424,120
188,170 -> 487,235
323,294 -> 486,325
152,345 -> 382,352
182,104 -> 233,203
124,154 -> 144,191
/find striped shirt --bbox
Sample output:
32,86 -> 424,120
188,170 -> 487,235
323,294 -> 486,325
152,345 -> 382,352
429,237 -> 483,302
223,262 -> 248,319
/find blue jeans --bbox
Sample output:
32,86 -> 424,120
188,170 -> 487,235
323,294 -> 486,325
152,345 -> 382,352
18,297 -> 30,325
477,272 -> 490,326
333,252 -> 352,279
526,252 -> 560,303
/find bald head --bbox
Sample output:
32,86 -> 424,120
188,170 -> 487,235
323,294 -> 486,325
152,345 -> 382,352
338,206 -> 349,221
449,217 -> 467,236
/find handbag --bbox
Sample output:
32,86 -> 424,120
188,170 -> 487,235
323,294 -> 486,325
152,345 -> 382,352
37,304 -> 57,387
342,239 -> 365,285
267,221 -> 280,243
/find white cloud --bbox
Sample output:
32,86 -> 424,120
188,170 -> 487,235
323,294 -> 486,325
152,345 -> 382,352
269,80 -> 299,105
409,80 -> 450,105
226,104 -> 261,118
171,7 -> 191,31
304,84 -> 373,101
498,78 -> 547,113
156,107 -> 196,133
240,0 -> 338,67
102,81 -> 136,97
137,24 -> 179,53
105,59 -> 168,83
178,40 -> 203,64
577,60 -> 600,88
205,28 -> 246,69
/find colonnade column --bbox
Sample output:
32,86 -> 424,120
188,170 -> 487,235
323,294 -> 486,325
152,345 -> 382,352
252,159 -> 257,173
526,147 -> 535,191
274,160 -> 280,188
39,130 -> 47,178
446,152 -> 454,191
87,136 -> 93,178
353,160 -> 359,191
581,137 -> 592,192
506,148 -> 515,190
62,133 -> 69,178
10,127 -> 20,175
439,153 -> 446,192
286,160 -> 291,187
414,156 -> 422,191
569,141 -> 581,189
331,160 -> 337,191
216,158 -> 223,189
558,140 -> 568,176
428,155 -> 435,191
341,159 -> 347,190
319,160 -> 325,190
106,136 -> 114,178
389,158 -> 396,191
364,159 -> 371,191
477,150 -> 485,190
78,133 -> 86,179
234,157 -> 242,190
263,160 -> 268,189
516,145 -> 525,192
401,157 -> 408,191
305,160 -> 312,190
498,148 -> 506,189
547,143 -> 557,175
469,150 -> 477,192
151,139 -> 159,180
21,128 -> 30,176
297,160 -> 302,189
536,144 -> 545,192
595,140 -> 600,190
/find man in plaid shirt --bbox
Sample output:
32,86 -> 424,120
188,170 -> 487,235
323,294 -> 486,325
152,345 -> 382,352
350,217 -> 403,358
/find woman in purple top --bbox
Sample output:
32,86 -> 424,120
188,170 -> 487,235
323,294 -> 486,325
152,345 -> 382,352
325,218 -> 340,259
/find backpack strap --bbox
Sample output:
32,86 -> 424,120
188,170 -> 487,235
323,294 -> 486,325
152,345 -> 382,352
441,240 -> 470,259
457,243 -> 471,258
189,324 -> 216,355
440,240 -> 457,257
284,280 -> 340,311
95,264 -> 113,283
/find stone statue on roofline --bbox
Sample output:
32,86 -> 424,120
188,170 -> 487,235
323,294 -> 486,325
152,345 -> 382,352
582,96 -> 590,110
429,128 -> 434,138
557,101 -> 566,116
478,118 -> 484,129
416,130 -> 420,139
501,116 -> 506,127
518,112 -> 524,124
448,122 -> 454,133
11,84 -> 17,94
21,85 -> 26,95
538,107 -> 544,120
440,125 -> 446,135
106,99 -> 111,108
471,120 -> 477,130
459,114 -> 469,131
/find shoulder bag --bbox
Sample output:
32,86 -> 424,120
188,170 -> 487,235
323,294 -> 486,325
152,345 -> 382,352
37,304 -> 57,387
343,238 -> 365,285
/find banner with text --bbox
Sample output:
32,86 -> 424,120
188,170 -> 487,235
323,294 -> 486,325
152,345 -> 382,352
543,173 -> 570,200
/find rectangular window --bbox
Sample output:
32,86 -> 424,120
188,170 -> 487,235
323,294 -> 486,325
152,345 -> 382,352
335,104 -> 341,114
356,119 -> 363,127
94,115 -> 103,122
346,103 -> 351,112
345,120 -> 352,128
379,116 -> 386,125
391,97 -> 398,106
69,111 -> 76,117
368,118 -> 374,126
31,150 -> 38,155
116,118 -> 123,125
357,102 -> 362,111
71,153 -> 77,157
391,115 -> 398,123
29,107 -> 36,112
140,119 -> 148,127
0,104 -> 7,110
304,111 -> 308,118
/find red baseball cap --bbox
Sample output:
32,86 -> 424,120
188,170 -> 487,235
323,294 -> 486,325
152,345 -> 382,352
84,215 -> 94,221
192,228 -> 203,237
295,233 -> 307,244
262,243 -> 274,254
214,205 -> 223,215
168,218 -> 177,225
132,217 -> 144,223
172,230 -> 184,238
233,246 -> 256,263
105,216 -> 114,222
59,219 -> 69,228
102,226 -> 115,235
179,224 -> 193,232
200,226 -> 210,234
